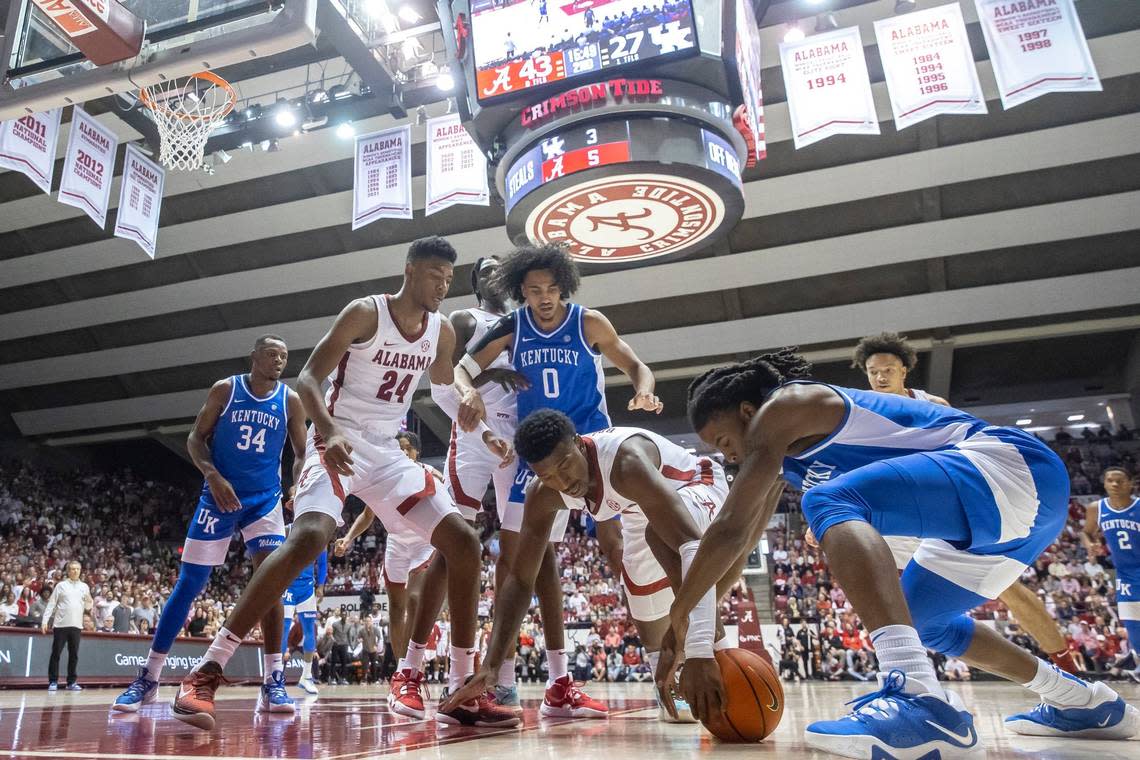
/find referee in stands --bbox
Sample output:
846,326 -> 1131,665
41,561 -> 93,691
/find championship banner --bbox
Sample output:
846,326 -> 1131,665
425,113 -> 489,216
58,107 -> 117,227
352,124 -> 413,229
974,0 -> 1101,109
0,109 -> 62,194
874,4 -> 987,130
113,144 -> 164,258
779,26 -> 879,150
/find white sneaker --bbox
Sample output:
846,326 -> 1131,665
298,676 -> 319,696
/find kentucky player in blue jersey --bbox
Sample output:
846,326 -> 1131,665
1084,467 -> 1140,675
453,244 -> 662,717
282,533 -> 327,696
658,350 -> 1137,758
113,335 -> 308,715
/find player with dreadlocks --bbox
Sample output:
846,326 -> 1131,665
451,243 -> 664,719
847,332 -> 1079,675
656,349 -> 1137,758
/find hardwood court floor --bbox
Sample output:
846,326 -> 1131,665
1,680 -> 1137,759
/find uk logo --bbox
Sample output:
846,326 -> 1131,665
195,509 -> 219,535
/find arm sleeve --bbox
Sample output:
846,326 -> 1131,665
466,311 -> 517,357
316,552 -> 328,586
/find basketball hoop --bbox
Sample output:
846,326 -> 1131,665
139,71 -> 237,171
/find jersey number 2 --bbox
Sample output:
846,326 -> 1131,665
236,425 -> 267,453
376,371 -> 414,404
542,368 -> 560,399
1119,530 -> 1132,550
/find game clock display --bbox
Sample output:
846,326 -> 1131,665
471,0 -> 698,103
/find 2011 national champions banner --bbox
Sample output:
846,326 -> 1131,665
0,108 -> 62,194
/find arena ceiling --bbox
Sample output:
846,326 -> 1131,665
0,0 -> 1138,459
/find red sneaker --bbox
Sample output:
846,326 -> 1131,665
172,663 -> 228,730
1050,650 -> 1080,675
436,685 -> 521,727
540,675 -> 608,718
388,668 -> 426,719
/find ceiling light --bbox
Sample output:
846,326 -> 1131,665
436,70 -> 455,91
1067,414 -> 1085,422
815,12 -> 839,32
273,101 -> 298,128
336,122 -> 355,139
1016,419 -> 1032,426
398,5 -> 421,23
301,114 -> 329,131
783,25 -> 805,43
895,0 -> 916,12
364,0 -> 389,18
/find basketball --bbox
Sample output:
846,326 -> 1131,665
700,648 -> 784,743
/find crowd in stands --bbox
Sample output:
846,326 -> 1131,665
767,428 -> 1140,683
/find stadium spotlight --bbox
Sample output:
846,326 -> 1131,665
364,0 -> 388,18
783,24 -> 806,43
436,70 -> 455,91
398,5 -> 421,23
336,122 -> 356,139
273,100 -> 298,128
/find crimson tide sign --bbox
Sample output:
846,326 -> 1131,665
974,0 -> 1101,109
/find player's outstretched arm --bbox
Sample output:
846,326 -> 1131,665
1081,502 -> 1101,553
610,437 -> 703,550
583,309 -> 661,414
298,298 -> 378,476
188,378 -> 241,513
440,484 -> 562,710
335,509 -> 375,557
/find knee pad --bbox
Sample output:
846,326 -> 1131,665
903,562 -> 984,657
800,481 -> 871,542
914,613 -> 975,657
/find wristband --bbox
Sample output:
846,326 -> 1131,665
458,353 -> 482,380
679,539 -> 716,659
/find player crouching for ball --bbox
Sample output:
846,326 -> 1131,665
442,409 -> 784,722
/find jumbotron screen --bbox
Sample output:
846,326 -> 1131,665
471,0 -> 698,103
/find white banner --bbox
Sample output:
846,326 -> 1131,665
874,4 -> 987,130
779,27 -> 880,150
352,125 -> 413,229
58,107 -> 117,227
113,144 -> 164,258
975,0 -> 1100,109
425,113 -> 488,216
0,109 -> 62,194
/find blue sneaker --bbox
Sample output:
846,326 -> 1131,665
492,683 -> 523,715
1005,680 -> 1140,739
256,671 -> 296,714
805,670 -> 982,759
654,689 -> 696,724
112,668 -> 159,713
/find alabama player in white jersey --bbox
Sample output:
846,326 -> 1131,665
850,332 -> 1078,674
333,431 -> 439,682
171,237 -> 518,730
444,409 -> 781,722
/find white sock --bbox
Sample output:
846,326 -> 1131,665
646,650 -> 660,675
547,648 -> 568,685
264,653 -> 283,682
1023,658 -> 1094,707
869,625 -> 942,697
498,659 -> 516,688
145,650 -> 166,682
200,627 -> 242,670
448,645 -> 476,691
399,641 -> 426,673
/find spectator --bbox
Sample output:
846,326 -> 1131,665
0,590 -> 18,624
41,560 -> 93,691
360,614 -> 383,684
111,596 -> 132,633
131,593 -> 157,635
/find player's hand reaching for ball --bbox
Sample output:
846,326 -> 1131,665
458,389 -> 487,433
440,667 -> 496,711
804,526 -> 818,550
323,433 -> 355,476
679,657 -> 726,723
333,538 -> 352,558
482,431 -> 516,468
628,390 -> 663,414
654,627 -> 683,720
206,472 -> 242,513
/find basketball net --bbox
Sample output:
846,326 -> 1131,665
139,71 -> 237,171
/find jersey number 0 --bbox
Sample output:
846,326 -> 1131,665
542,368 -> 559,399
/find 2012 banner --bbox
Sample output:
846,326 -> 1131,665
352,124 -> 413,229
0,109 -> 62,194
974,0 -> 1101,109
779,26 -> 879,150
58,107 -> 118,227
425,113 -> 489,216
874,3 -> 987,130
